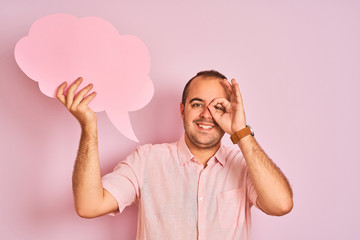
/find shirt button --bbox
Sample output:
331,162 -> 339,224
199,197 -> 204,201
200,225 -> 205,229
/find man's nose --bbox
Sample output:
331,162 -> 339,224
200,105 -> 212,119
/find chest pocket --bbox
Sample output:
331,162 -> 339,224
216,188 -> 245,229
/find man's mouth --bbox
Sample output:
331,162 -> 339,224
195,122 -> 215,130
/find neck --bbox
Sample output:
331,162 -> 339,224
184,136 -> 220,167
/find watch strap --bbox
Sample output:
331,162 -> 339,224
230,126 -> 253,144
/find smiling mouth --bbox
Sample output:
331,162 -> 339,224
196,123 -> 214,130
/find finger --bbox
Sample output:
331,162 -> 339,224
56,81 -> 67,105
208,105 -> 222,123
230,78 -> 243,103
66,77 -> 83,108
209,97 -> 231,112
72,83 -> 94,107
222,78 -> 236,102
80,91 -> 97,106
222,78 -> 234,95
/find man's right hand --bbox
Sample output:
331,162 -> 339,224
56,77 -> 97,128
55,77 -> 119,218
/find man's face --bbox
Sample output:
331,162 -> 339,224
180,76 -> 228,150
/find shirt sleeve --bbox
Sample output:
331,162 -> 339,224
102,146 -> 144,215
245,167 -> 259,209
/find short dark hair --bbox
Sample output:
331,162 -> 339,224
181,70 -> 227,105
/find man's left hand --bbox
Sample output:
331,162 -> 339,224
208,78 -> 246,135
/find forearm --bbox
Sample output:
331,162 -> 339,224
237,135 -> 293,216
72,123 -> 104,216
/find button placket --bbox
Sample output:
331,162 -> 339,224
197,167 -> 208,240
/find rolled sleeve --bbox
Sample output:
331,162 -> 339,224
246,169 -> 258,208
102,147 -> 144,215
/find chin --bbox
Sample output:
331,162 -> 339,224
197,142 -> 220,149
189,134 -> 223,149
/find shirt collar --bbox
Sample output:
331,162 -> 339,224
177,134 -> 227,167
214,144 -> 226,166
177,134 -> 194,166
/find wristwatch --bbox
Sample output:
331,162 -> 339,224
230,125 -> 254,144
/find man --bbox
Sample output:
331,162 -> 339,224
56,70 -> 293,240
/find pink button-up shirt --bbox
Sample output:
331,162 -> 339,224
102,135 -> 258,240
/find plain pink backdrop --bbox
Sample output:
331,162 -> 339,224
1,0 -> 359,239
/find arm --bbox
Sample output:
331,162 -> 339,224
237,135 -> 293,216
208,78 -> 293,216
56,77 -> 118,218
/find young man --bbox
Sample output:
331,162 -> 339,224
56,70 -> 293,240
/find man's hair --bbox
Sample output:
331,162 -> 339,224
181,70 -> 227,105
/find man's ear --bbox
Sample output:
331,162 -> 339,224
180,102 -> 185,120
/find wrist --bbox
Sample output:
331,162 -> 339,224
80,121 -> 97,132
230,125 -> 247,135
230,125 -> 254,144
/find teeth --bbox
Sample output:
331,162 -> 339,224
198,124 -> 213,129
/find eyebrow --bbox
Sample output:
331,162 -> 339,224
189,98 -> 204,104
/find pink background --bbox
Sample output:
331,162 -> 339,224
1,0 -> 359,239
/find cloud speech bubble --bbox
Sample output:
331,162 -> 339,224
14,14 -> 153,142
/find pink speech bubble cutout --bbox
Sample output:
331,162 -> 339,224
14,14 -> 153,142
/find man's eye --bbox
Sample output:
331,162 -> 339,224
192,103 -> 201,108
215,105 -> 225,112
